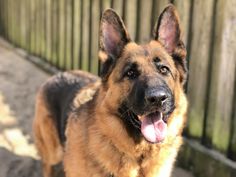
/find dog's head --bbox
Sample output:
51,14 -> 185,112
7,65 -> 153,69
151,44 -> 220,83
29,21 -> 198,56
99,5 -> 187,143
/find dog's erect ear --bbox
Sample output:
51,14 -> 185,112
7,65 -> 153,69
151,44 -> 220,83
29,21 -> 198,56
99,9 -> 131,82
154,4 -> 183,54
100,9 -> 131,60
154,5 -> 187,84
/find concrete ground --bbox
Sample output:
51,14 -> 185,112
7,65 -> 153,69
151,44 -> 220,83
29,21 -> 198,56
0,38 -> 194,177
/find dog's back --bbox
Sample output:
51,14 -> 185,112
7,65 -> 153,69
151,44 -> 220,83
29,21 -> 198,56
33,70 -> 98,177
41,71 -> 98,143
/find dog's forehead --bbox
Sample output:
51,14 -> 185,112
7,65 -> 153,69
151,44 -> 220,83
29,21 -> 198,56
123,41 -> 170,61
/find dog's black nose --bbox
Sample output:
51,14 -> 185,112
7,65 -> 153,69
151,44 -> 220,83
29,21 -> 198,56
145,89 -> 168,105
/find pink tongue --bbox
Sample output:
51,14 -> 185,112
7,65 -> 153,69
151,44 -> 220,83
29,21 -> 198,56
141,113 -> 167,143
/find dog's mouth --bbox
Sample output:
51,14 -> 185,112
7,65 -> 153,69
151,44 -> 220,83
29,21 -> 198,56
139,111 -> 167,143
118,104 -> 170,143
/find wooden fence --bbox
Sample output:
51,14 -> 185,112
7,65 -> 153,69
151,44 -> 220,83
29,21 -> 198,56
0,0 -> 236,171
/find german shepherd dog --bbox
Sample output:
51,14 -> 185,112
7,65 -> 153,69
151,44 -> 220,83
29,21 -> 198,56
33,4 -> 188,177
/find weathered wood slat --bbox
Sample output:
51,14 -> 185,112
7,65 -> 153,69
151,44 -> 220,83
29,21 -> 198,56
64,0 -> 72,69
90,0 -> 100,74
20,0 -> 27,48
111,0 -> 123,17
0,0 -> 3,35
124,0 -> 137,41
35,0 -> 41,55
186,0 -> 215,138
34,0 -> 39,55
101,0 -> 112,12
6,0 -> 10,41
6,0 -> 10,40
72,0 -> 81,69
58,0 -> 65,69
51,0 -> 57,63
70,0 -> 75,69
81,0 -> 91,71
206,0 -> 236,152
45,0 -> 51,60
10,0 -> 14,43
229,77 -> 236,160
136,0 -> 152,43
26,0 -> 31,51
17,0 -> 21,45
42,0 -> 47,60
38,0 -> 45,58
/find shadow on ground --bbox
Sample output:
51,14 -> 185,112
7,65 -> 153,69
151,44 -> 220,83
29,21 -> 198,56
0,147 -> 42,177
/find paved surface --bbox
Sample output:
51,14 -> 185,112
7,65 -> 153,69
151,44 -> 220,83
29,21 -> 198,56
0,38 -> 194,177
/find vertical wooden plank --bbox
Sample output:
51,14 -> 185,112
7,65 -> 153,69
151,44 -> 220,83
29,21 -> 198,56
39,0 -> 45,58
8,0 -> 13,42
228,74 -> 236,160
81,0 -> 91,71
19,0 -> 23,47
206,0 -> 236,152
136,0 -> 152,43
70,0 -> 75,69
78,0 -> 83,69
59,0 -> 66,69
6,0 -> 9,40
17,0 -> 21,46
30,0 -> 36,54
101,0 -> 111,11
21,0 -> 27,48
3,0 -> 6,36
124,0 -> 137,41
26,0 -> 31,51
186,0 -> 215,138
64,0 -> 72,69
46,0 -> 52,61
73,0 -> 81,69
3,0 -> 7,39
16,0 -> 20,45
0,0 -> 2,35
0,0 -> 3,36
55,0 -> 61,68
88,0 -> 93,72
6,0 -> 10,41
15,0 -> 19,46
35,0 -> 40,55
54,0 -> 60,67
51,0 -> 56,63
42,0 -> 47,59
40,0 -> 46,59
0,0 -> 1,35
89,0 -> 100,74
34,0 -> 39,54
2,0 -> 6,38
111,0 -> 123,16
58,0 -> 65,69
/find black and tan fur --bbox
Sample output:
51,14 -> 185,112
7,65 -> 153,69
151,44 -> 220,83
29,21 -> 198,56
33,5 -> 188,177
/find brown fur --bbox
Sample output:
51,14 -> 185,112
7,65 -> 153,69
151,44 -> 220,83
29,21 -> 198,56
33,4 -> 188,177
33,90 -> 63,177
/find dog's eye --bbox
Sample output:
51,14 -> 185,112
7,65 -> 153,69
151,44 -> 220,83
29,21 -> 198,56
125,69 -> 138,79
159,66 -> 170,75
